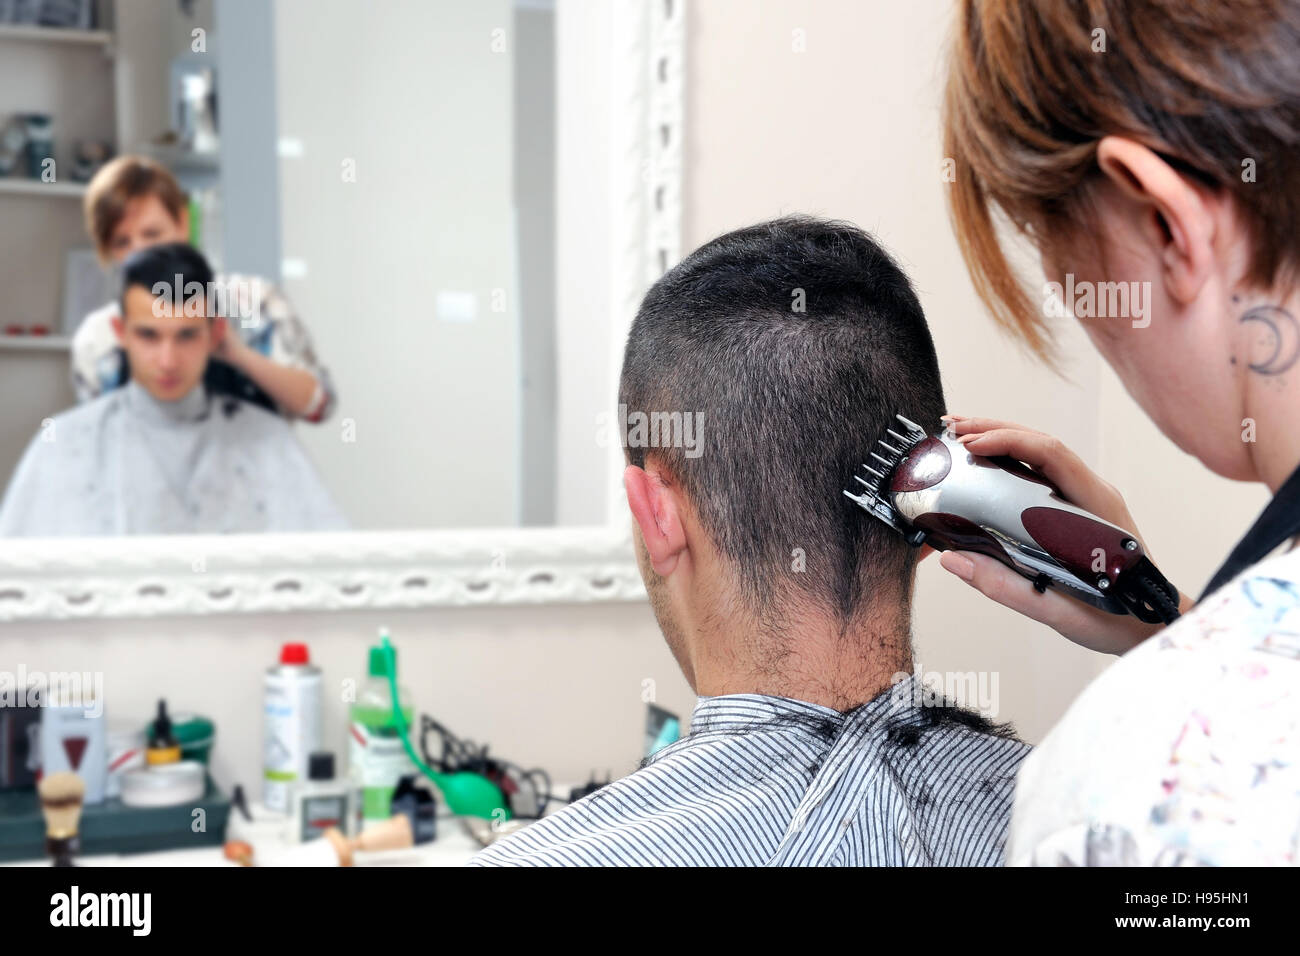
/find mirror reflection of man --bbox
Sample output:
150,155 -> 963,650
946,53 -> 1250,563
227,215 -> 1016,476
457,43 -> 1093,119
76,155 -> 336,424
0,243 -> 346,537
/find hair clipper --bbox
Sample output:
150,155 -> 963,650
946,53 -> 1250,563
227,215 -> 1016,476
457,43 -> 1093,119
844,415 -> 1180,624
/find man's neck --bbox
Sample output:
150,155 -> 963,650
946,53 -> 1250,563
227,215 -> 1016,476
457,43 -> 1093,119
124,379 -> 208,423
687,607 -> 913,713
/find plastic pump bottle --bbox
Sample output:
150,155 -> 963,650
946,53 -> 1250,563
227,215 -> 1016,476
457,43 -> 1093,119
348,642 -> 413,827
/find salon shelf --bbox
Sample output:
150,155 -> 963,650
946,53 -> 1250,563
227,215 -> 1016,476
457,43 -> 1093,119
0,24 -> 113,46
0,178 -> 87,199
0,335 -> 71,351
139,143 -> 220,172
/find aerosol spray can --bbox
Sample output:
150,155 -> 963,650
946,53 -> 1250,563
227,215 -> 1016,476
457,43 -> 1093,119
263,643 -> 322,813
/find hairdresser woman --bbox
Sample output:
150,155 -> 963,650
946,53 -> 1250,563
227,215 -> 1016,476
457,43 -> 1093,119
74,155 -> 336,422
936,0 -> 1300,865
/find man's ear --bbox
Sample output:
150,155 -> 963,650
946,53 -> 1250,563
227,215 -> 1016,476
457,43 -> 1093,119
917,543 -> 936,563
110,314 -> 125,343
623,463 -> 687,576
1095,136 -> 1216,306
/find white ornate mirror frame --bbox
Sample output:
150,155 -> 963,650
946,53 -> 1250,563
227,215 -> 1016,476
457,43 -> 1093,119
0,0 -> 684,621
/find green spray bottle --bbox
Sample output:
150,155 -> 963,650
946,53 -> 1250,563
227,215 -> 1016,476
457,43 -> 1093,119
369,629 -> 510,821
347,640 -> 415,826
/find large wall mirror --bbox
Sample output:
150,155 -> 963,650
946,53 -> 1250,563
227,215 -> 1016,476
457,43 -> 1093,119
0,0 -> 684,618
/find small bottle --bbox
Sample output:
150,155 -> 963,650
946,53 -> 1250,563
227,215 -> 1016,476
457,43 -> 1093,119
390,774 -> 437,845
145,700 -> 181,766
286,751 -> 355,844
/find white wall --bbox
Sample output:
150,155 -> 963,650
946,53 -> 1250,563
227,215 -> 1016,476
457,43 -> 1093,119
275,0 -> 520,530
514,2 -> 559,526
553,0 -> 617,527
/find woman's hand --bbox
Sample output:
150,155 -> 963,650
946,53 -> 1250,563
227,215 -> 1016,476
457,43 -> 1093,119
209,317 -> 245,363
933,414 -> 1190,655
208,318 -> 322,419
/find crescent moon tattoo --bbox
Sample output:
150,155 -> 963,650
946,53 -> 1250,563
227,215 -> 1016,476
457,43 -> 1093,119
1239,305 -> 1300,376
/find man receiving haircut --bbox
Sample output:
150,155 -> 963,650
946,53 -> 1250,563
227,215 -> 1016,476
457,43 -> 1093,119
0,243 -> 345,536
473,216 -> 1029,866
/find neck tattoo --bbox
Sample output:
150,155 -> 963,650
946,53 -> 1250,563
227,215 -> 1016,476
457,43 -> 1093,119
1237,304 -> 1300,376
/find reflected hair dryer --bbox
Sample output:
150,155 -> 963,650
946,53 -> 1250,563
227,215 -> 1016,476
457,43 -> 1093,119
844,415 -> 1181,624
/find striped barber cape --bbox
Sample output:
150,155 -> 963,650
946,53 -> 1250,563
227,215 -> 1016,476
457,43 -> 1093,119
470,674 -> 1030,867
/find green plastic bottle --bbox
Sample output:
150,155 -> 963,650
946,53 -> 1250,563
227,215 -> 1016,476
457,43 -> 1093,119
347,644 -> 414,827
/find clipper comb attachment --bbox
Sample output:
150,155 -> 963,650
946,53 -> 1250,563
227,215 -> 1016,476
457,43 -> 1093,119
845,414 -> 929,543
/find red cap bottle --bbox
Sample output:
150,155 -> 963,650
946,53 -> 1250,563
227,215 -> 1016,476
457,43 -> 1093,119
280,643 -> 310,665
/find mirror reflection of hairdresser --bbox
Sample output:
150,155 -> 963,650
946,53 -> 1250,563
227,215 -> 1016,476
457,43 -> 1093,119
0,243 -> 346,536
939,0 -> 1300,865
73,155 -> 336,424
473,217 -> 1031,867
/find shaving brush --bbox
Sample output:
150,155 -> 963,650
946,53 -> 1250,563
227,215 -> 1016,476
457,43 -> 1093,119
38,772 -> 86,867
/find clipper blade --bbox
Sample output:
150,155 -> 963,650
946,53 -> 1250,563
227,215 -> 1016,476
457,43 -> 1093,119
843,413 -> 929,536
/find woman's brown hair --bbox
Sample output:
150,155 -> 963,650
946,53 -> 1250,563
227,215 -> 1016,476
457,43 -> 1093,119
943,0 -> 1300,361
84,155 -> 188,262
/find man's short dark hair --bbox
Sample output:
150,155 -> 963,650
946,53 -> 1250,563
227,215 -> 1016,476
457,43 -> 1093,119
619,215 -> 946,624
119,242 -> 214,317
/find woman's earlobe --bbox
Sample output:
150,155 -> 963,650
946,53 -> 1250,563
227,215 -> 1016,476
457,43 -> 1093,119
1155,194 -> 1216,306
1162,226 -> 1214,305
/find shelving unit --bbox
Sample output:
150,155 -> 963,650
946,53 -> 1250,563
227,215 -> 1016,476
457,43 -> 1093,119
0,6 -> 119,481
0,336 -> 72,351
140,142 -> 219,174
0,178 -> 86,198
0,24 -> 113,47
0,6 -> 116,351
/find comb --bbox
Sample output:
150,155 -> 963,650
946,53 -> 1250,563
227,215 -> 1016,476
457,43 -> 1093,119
843,413 -> 930,541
